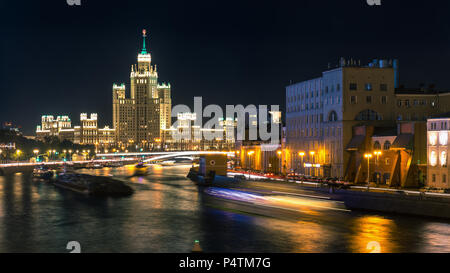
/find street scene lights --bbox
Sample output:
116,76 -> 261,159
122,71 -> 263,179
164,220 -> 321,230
298,151 -> 305,175
374,150 -> 382,184
309,151 -> 315,176
277,150 -> 282,175
364,153 -> 373,190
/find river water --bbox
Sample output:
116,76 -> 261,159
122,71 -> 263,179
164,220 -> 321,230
0,165 -> 449,253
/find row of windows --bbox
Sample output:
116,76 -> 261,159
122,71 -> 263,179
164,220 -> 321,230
288,127 -> 342,138
373,140 -> 391,150
397,99 -> 436,107
287,98 -> 342,112
286,83 -> 340,103
431,173 -> 447,183
349,83 -> 388,92
350,95 -> 388,104
429,121 -> 449,130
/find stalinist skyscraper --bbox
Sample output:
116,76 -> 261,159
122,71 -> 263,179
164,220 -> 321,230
113,29 -> 172,150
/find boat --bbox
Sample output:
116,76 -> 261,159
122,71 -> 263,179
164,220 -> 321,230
53,173 -> 134,196
160,160 -> 175,166
133,162 -> 149,176
32,165 -> 54,180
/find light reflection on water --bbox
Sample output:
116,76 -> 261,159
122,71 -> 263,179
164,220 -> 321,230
0,165 -> 449,253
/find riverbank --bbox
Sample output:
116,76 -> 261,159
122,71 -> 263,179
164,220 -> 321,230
212,175 -> 450,220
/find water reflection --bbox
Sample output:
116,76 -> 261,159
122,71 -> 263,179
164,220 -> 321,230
0,166 -> 448,252
348,216 -> 397,253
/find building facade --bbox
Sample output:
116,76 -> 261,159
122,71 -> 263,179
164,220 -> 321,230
161,112 -> 236,151
112,29 -> 171,150
286,58 -> 450,179
427,115 -> 450,190
36,113 -> 115,150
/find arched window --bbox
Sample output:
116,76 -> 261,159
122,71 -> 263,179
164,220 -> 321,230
328,111 -> 338,122
373,141 -> 381,150
355,109 -> 382,121
383,141 -> 391,150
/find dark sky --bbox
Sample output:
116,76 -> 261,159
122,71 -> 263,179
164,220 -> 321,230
2,0 -> 450,135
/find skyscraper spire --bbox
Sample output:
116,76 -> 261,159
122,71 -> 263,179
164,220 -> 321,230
141,29 -> 148,54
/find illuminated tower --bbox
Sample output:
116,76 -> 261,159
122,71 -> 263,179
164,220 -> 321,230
130,29 -> 160,148
113,29 -> 173,149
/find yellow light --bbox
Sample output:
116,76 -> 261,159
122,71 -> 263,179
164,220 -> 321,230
69,150 -> 72,153
309,151 -> 315,156
247,151 -> 255,156
298,151 -> 305,156
374,151 -> 382,156
33,149 -> 39,155
16,150 -> 21,155
277,150 -> 282,156
364,153 -> 373,158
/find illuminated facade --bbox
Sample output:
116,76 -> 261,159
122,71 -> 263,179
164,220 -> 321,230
113,29 -> 172,150
161,112 -> 236,151
286,58 -> 450,179
427,115 -> 450,189
36,115 -> 72,141
36,113 -> 115,149
345,122 -> 427,187
237,111 -> 286,174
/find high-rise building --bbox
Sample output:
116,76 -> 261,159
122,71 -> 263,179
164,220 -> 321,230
113,29 -> 171,150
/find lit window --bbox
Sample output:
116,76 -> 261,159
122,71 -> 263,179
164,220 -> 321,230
430,150 -> 437,166
429,133 -> 437,146
441,151 -> 447,167
439,132 -> 448,146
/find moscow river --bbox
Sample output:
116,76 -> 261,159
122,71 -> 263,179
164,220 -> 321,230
0,164 -> 449,253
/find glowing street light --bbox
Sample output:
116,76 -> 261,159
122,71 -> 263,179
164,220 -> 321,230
298,151 -> 305,175
309,151 -> 316,176
364,153 -> 373,190
373,150 -> 382,184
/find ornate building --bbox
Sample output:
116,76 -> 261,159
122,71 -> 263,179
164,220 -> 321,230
36,113 -> 115,150
113,29 -> 172,150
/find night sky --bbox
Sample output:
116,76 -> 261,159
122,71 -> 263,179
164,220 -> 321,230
2,0 -> 450,135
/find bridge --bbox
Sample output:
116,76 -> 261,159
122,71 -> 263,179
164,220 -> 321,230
95,151 -> 235,163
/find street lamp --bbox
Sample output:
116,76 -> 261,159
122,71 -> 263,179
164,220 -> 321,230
364,153 -> 373,190
247,150 -> 254,178
309,151 -> 315,176
16,149 -> 22,161
373,150 -> 382,184
298,151 -> 305,175
277,150 -> 282,175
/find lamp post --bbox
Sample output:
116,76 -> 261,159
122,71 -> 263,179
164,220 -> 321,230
374,150 -> 382,184
277,150 -> 282,175
247,150 -> 254,179
33,149 -> 39,161
364,153 -> 373,190
16,149 -> 22,161
298,151 -> 305,175
309,151 -> 315,176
